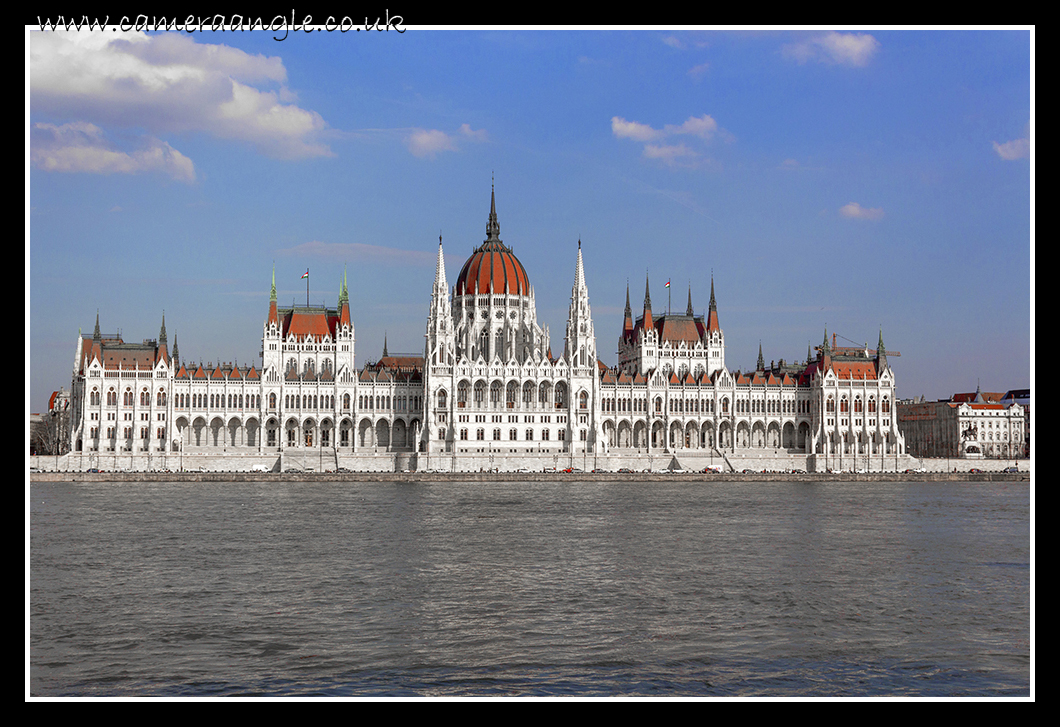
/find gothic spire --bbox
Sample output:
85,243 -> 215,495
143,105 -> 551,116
485,181 -> 501,243
757,342 -> 765,372
705,273 -> 721,332
686,283 -> 694,317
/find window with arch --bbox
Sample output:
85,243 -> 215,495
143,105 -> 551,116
868,397 -> 876,413
438,389 -> 448,409
579,391 -> 588,409
826,396 -> 835,413
107,389 -> 117,406
854,397 -> 863,413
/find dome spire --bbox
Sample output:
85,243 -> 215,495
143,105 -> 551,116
485,178 -> 501,244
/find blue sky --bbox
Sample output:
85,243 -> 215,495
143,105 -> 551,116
28,26 -> 1032,414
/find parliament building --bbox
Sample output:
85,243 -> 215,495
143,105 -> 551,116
64,188 -> 911,472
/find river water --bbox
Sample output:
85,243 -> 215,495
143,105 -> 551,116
29,479 -> 1031,698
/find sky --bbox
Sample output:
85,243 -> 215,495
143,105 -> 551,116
28,24 -> 1033,415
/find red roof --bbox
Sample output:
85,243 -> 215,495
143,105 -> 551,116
455,243 -> 530,296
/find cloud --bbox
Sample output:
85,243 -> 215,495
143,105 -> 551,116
30,28 -> 330,160
642,143 -> 699,168
403,124 -> 487,159
611,116 -> 663,142
612,114 -> 727,167
687,62 -> 710,80
30,121 -> 195,182
993,136 -> 1029,160
783,32 -> 880,67
458,123 -> 488,142
839,202 -> 884,221
277,240 -> 436,266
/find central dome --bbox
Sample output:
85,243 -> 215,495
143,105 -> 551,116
454,187 -> 531,296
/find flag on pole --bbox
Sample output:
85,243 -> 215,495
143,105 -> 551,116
301,269 -> 309,279
664,279 -> 670,288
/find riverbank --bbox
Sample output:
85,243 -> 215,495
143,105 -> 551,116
30,470 -> 1029,484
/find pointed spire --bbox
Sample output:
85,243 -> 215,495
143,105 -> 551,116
705,273 -> 721,332
876,327 -> 888,372
757,342 -> 765,372
268,266 -> 279,326
383,332 -> 388,358
686,283 -> 694,317
642,272 -> 654,333
159,312 -> 167,343
573,239 -> 585,291
485,180 -> 501,243
622,280 -> 634,336
93,310 -> 101,342
435,233 -> 448,291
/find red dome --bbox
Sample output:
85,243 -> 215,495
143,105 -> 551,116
454,186 -> 530,296
455,242 -> 530,296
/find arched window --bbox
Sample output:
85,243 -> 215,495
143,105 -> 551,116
438,389 -> 448,409
579,391 -> 588,409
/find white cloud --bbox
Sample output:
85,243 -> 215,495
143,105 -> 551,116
687,62 -> 710,80
30,28 -> 329,160
665,114 -> 718,139
783,32 -> 880,67
611,116 -> 663,142
612,114 -> 727,168
30,121 -> 195,182
406,128 -> 456,158
642,143 -> 699,168
400,124 -> 487,159
839,202 -> 884,221
458,123 -> 488,142
993,136 -> 1029,160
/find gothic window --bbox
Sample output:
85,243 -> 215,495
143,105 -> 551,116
510,428 -> 517,440
490,381 -> 502,406
579,391 -> 589,410
526,428 -> 534,441
493,428 -> 501,440
438,389 -> 448,409
476,428 -> 484,440
457,382 -> 469,408
868,397 -> 876,413
460,428 -> 468,440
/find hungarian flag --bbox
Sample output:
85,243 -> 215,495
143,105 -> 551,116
301,269 -> 309,279
664,279 -> 670,288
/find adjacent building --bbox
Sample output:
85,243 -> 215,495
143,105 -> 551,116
897,387 -> 1027,460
